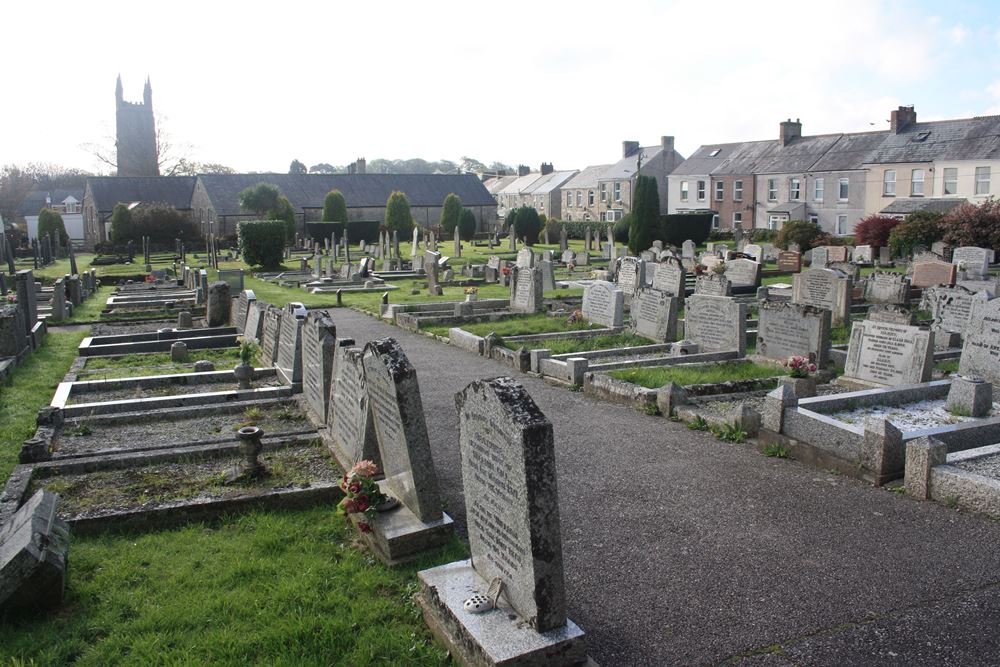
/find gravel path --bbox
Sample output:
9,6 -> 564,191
329,306 -> 1000,666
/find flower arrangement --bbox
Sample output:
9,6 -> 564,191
5,294 -> 16,304
500,266 -> 511,276
145,274 -> 156,283
566,309 -> 584,325
712,261 -> 726,274
566,262 -> 575,272
693,265 -> 704,275
784,355 -> 817,378
338,460 -> 389,533
464,287 -> 478,295
236,336 -> 260,367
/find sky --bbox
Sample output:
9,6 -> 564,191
5,0 -> 1000,175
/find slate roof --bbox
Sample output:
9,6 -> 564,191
669,143 -> 748,176
751,134 -> 843,174
879,198 -> 968,215
86,177 -> 197,212
497,173 -> 545,196
483,175 -> 518,196
562,164 -> 613,189
864,116 -> 1000,164
599,144 -> 684,180
523,170 -> 578,195
809,131 -> 888,172
17,189 -> 85,217
711,140 -> 780,175
199,173 -> 497,217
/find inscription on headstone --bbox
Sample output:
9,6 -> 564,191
582,281 -> 623,328
911,259 -> 956,289
792,268 -> 852,326
756,300 -> 831,366
328,342 -> 381,469
843,320 -> 933,386
684,295 -> 746,354
958,297 -> 1000,390
630,288 -> 678,342
301,310 -> 336,424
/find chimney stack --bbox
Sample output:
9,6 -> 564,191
540,162 -> 554,175
890,106 -> 917,134
517,164 -> 530,177
622,140 -> 640,158
661,136 -> 675,152
779,119 -> 802,146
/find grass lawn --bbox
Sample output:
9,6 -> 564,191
830,324 -> 851,345
935,359 -> 960,374
425,312 -> 599,339
608,360 -> 787,389
504,332 -> 651,354
79,348 -> 242,379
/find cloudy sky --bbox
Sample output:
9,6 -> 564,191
5,0 -> 1000,174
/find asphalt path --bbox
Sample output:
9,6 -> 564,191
332,307 -> 1000,666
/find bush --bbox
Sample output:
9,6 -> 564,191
562,219 -> 607,240
131,204 -> 200,246
238,220 -> 286,269
813,233 -> 855,247
385,191 -> 414,236
775,220 -> 823,251
512,206 -> 541,246
941,197 -> 1000,253
239,183 -> 296,242
613,215 -> 631,243
322,190 -> 347,223
109,203 -> 133,244
305,220 -> 382,245
37,208 -> 68,246
888,211 -> 944,257
539,218 -> 564,244
628,175 -> 660,254
439,193 -> 463,236
458,208 -> 477,240
854,215 -> 900,247
661,212 -> 713,246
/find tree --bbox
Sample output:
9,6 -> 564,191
109,203 -> 134,244
458,208 -> 477,240
81,112 -> 191,176
322,190 -> 348,222
628,175 -> 660,254
239,183 -> 283,218
37,208 -> 68,246
310,163 -> 339,174
171,160 -> 236,175
0,165 -> 35,224
439,193 -> 463,236
238,220 -> 286,269
941,197 -> 1000,253
854,215 -> 900,247
289,159 -> 307,174
272,196 -> 296,242
888,210 -> 944,257
512,206 -> 542,246
775,219 -> 824,251
384,191 -> 414,235
132,204 -> 200,245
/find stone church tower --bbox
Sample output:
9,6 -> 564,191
115,75 -> 159,176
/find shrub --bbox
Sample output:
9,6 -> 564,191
941,197 -> 1000,253
239,183 -> 296,242
539,218 -> 563,244
504,208 -> 518,235
439,193 -> 463,236
775,219 -> 823,251
458,208 -> 477,240
37,208 -> 68,246
305,220 -> 381,245
661,213 -> 713,246
322,190 -> 347,222
384,191 -> 414,236
238,220 -> 286,269
628,175 -> 660,254
109,203 -> 133,244
130,205 -> 200,246
888,211 -> 944,257
512,206 -> 541,246
562,219 -> 606,240
613,215 -> 631,243
854,215 -> 899,247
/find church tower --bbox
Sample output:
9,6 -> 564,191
115,75 -> 159,177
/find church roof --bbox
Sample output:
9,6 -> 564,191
86,177 -> 197,212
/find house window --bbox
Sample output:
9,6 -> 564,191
583,213 -> 591,221
734,180 -> 743,201
614,182 -> 622,202
715,181 -> 724,201
813,178 -> 824,202
712,214 -> 720,229
680,181 -> 689,201
911,169 -> 925,196
808,214 -> 819,224
696,181 -> 706,201
838,177 -> 849,200
975,166 -> 991,195
733,212 -> 743,226
768,215 -> 782,230
883,170 -> 896,196
836,215 -> 848,235
767,178 -> 777,201
943,168 -> 958,195
576,190 -> 582,207
567,192 -> 572,207
65,202 -> 78,214
539,199 -> 544,211
588,190 -> 594,206
600,183 -> 607,201
790,178 -> 801,200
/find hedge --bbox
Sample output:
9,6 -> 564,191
660,213 -> 713,246
305,220 -> 382,244
238,220 -> 287,269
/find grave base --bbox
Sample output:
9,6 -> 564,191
351,485 -> 454,566
275,366 -> 303,393
757,428 -> 890,485
417,560 -> 593,667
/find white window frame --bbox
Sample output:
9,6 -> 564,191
576,190 -> 582,207
566,192 -> 572,207
883,169 -> 896,196
614,182 -> 622,202
711,214 -> 720,229
790,178 -> 801,201
837,214 -> 848,235
733,212 -> 742,226
813,177 -> 824,202
767,215 -> 782,230
734,180 -> 743,201
696,180 -> 706,201
808,214 -> 819,224
767,178 -> 777,201
588,190 -> 594,206
679,181 -> 689,201
714,181 -> 724,201
600,183 -> 607,201
838,177 -> 849,201
975,166 -> 991,195
911,169 -> 925,196
943,168 -> 958,195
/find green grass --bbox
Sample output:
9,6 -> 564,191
608,360 -> 787,389
45,287 -> 107,324
830,324 -> 851,345
505,332 -> 651,354
0,507 -> 465,666
426,312 -> 597,339
80,348 -> 242,379
0,330 -> 88,482
936,359 -> 960,374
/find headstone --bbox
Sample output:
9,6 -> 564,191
0,305 -> 28,359
853,245 -> 873,264
584,227 -> 592,252
260,306 -> 283,367
50,279 -> 67,320
362,338 -> 443,523
0,490 -> 70,613
723,258 -> 761,288
485,256 -> 500,283
879,247 -> 892,265
508,225 -> 516,251
454,227 -> 461,257
327,342 -> 381,470
275,302 -> 305,386
517,247 -> 535,268
694,272 -> 731,297
582,281 -> 624,328
301,310 -> 337,425
170,340 -> 188,362
682,240 -> 696,259
218,268 -> 244,293
206,281 -> 231,328
425,250 -> 441,291
684,295 -> 747,354
911,259 -> 956,289
561,249 -> 575,264
538,260 -> 555,292
510,265 -> 544,313
932,241 -> 953,261
792,268 -> 852,326
828,261 -> 860,282
454,377 -> 568,632
630,288 -> 678,342
810,246 -> 829,268
67,244 -> 78,276
650,258 -> 686,298
14,270 -> 37,335
778,250 -> 802,273
952,246 -> 993,279
826,246 -> 848,262
243,301 -> 267,344
743,244 -> 763,261
958,297 -> 1000,390
867,304 -> 916,326
756,300 -> 831,367
863,271 -> 909,305
66,276 -> 82,307
177,310 -> 193,330
559,226 -> 568,252
615,256 -> 644,301
924,285 -> 989,339
843,319 -> 934,386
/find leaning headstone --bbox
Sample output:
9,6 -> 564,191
301,310 -> 336,425
694,272 -> 731,297
911,258 -> 956,289
615,256 -> 644,301
275,303 -> 304,387
651,258 -> 686,298
0,490 -> 70,614
957,297 -> 1000,390
792,268 -> 852,326
684,295 -> 747,354
259,306 -> 283,367
510,265 -> 544,314
756,300 -> 831,366
932,241 -> 953,261
326,341 -> 381,472
424,250 -> 441,291
582,281 -> 624,328
362,338 -> 453,563
842,319 -> 934,386
630,288 -> 678,343
233,289 -> 257,334
206,281 -> 231,328
863,271 -> 909,305
723,258 -> 761,288
952,246 -> 993,279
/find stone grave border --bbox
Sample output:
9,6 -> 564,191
79,327 -> 238,356
905,440 -> 1000,519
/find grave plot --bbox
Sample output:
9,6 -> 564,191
79,325 -> 239,356
72,348 -> 243,380
906,438 -> 1000,519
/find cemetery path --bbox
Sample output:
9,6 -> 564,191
333,307 -> 1000,667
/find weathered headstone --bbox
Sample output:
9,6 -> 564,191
723,258 -> 761,288
911,258 -> 956,289
574,251 -> 589,266
651,259 -> 686,298
559,225 -> 568,252
425,250 -> 441,292
952,246 -> 993,279
259,306 -> 283,367
684,295 -> 747,354
560,249 -> 574,264
275,302 -> 304,386
50,279 -> 67,321
853,245 -> 873,264
682,240 -> 696,260
14,270 -> 37,335
243,301 -> 267,344
0,305 -> 29,360
756,300 -> 831,366
206,281 -> 232,328
630,288 -> 678,342
616,256 -> 644,301
867,304 -> 916,326
932,241 -> 953,261
582,281 -> 623,328
863,271 -> 909,305
828,261 -> 860,282
957,297 -> 1000,390
843,320 -> 934,386
538,260 -> 555,292
694,272 -> 731,296
792,268 -> 852,326
810,246 -> 829,268
327,341 -> 381,471
923,285 -> 988,340
233,289 -> 257,334
510,265 -> 544,313
516,247 -> 535,268
218,268 -> 244,293
0,490 -> 69,614
743,244 -> 763,261
301,310 -> 336,424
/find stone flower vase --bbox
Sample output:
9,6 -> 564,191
233,363 -> 253,390
465,293 -> 478,302
779,375 -> 816,398
236,426 -> 266,477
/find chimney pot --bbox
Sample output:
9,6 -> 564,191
779,119 -> 802,146
622,140 -> 640,158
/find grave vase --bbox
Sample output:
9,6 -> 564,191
233,363 -> 254,390
778,375 -> 816,398
465,293 -> 478,302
